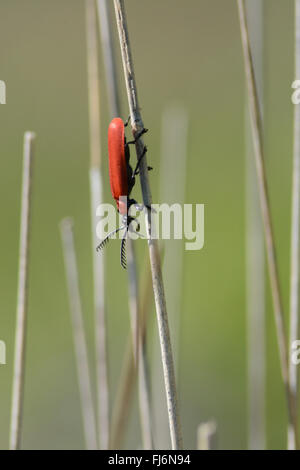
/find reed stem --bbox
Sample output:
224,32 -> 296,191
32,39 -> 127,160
96,0 -> 120,118
85,0 -> 110,449
110,254 -> 157,449
98,0 -> 154,449
152,106 -> 188,447
9,132 -> 36,450
237,0 -> 298,448
60,218 -> 97,450
197,421 -> 217,450
288,0 -> 300,450
244,0 -> 266,450
126,242 -> 153,449
113,0 -> 183,449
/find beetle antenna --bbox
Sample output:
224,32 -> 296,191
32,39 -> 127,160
120,227 -> 128,269
96,226 -> 125,252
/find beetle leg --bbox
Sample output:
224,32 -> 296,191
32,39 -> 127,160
128,217 -> 146,239
133,146 -> 148,176
132,201 -> 156,214
135,166 -> 153,175
124,115 -> 130,127
134,202 -> 144,212
127,128 -> 148,145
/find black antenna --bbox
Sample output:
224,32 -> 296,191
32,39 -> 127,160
120,227 -> 129,269
97,217 -> 143,269
96,226 -> 125,252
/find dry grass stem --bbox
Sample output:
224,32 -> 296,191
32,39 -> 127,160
152,106 -> 188,447
288,0 -> 300,450
60,218 -> 97,450
126,242 -> 153,448
9,132 -> 36,451
97,0 -> 154,449
244,0 -> 266,450
96,0 -> 120,118
110,254 -> 157,449
113,0 -> 183,449
85,0 -> 110,449
197,421 -> 217,450
237,0 -> 298,447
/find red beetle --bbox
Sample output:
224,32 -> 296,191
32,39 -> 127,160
96,117 -> 149,268
108,118 -> 134,215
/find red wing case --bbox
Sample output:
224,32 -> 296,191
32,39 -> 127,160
108,118 -> 128,215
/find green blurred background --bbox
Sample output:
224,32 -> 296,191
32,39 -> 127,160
0,0 -> 297,450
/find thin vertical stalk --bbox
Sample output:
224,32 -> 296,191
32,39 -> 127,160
110,253 -> 158,449
127,241 -> 139,364
160,105 -> 188,378
113,0 -> 183,449
153,106 -> 188,448
85,0 -> 109,449
98,0 -> 154,449
244,0 -> 266,450
237,0 -> 298,448
288,0 -> 300,450
110,337 -> 136,449
86,0 -> 101,171
96,0 -> 120,118
137,337 -> 153,449
197,421 -> 217,450
60,218 -> 97,451
126,243 -> 153,449
9,132 -> 35,451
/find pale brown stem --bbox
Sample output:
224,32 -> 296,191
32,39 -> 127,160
237,0 -> 298,448
9,132 -> 36,450
98,0 -> 154,449
288,0 -> 300,450
86,0 -> 110,449
113,0 -> 183,449
96,0 -> 120,118
244,0 -> 266,450
110,253 -> 156,449
60,218 -> 97,450
197,421 -> 217,450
